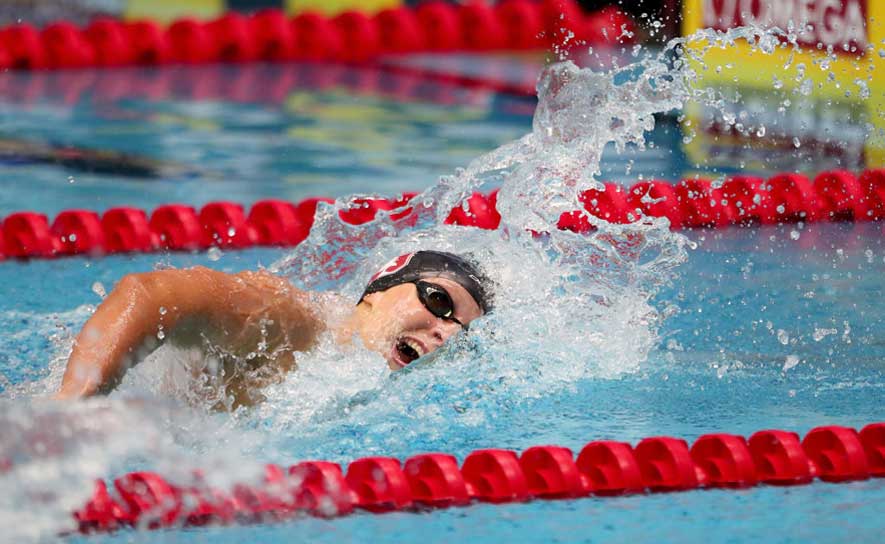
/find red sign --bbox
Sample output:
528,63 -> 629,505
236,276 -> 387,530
702,0 -> 868,52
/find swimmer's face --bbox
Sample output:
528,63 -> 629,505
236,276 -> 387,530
356,277 -> 483,371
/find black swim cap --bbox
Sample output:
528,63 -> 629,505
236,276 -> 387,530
360,251 -> 493,313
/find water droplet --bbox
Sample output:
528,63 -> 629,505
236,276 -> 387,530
789,229 -> 800,240
792,137 -> 801,148
69,233 -> 77,242
783,354 -> 800,372
799,79 -> 813,95
157,329 -> 165,340
91,282 -> 106,299
854,78 -> 871,99
159,306 -> 167,315
207,247 -> 223,261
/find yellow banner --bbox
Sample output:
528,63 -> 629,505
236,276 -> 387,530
124,0 -> 402,22
124,0 -> 224,22
681,0 -> 885,168
284,0 -> 400,16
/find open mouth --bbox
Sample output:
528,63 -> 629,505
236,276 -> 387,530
394,338 -> 422,366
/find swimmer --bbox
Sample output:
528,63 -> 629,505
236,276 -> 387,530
55,251 -> 492,408
0,135 -> 202,178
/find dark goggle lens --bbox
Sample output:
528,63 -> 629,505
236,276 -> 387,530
416,282 -> 455,319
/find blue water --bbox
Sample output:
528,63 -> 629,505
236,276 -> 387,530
1,62 -> 883,543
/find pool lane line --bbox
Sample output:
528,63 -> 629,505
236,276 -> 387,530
71,422 -> 884,533
0,3 -> 636,72
2,168 -> 884,260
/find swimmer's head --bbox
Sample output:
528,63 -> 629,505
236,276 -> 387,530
354,251 -> 492,370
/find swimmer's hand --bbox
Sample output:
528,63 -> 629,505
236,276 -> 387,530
56,267 -> 321,399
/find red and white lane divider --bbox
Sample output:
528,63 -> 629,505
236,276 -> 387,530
0,1 -> 636,72
74,423 -> 885,533
2,169 -> 885,261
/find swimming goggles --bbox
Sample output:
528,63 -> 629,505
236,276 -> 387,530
414,280 -> 467,330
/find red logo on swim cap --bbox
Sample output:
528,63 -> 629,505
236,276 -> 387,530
370,253 -> 415,282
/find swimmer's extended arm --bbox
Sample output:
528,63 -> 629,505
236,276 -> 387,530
55,267 -> 320,399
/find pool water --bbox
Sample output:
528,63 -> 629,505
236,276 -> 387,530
1,57 -> 883,543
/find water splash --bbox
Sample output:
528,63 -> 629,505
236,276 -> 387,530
260,23 -> 849,445
0,396 -> 270,541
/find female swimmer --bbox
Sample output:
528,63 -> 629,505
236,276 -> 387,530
55,251 -> 492,408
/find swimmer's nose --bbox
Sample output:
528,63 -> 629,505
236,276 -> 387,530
429,319 -> 460,347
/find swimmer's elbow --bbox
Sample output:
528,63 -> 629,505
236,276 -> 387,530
111,271 -> 177,310
113,273 -> 150,301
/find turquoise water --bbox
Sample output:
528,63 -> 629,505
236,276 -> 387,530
0,62 -> 883,542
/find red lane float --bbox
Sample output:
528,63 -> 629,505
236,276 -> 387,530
860,423 -> 885,477
461,449 -> 529,503
3,168 -> 885,261
73,423 -> 885,534
575,441 -> 644,495
289,461 -> 353,516
690,434 -> 757,488
403,453 -> 470,507
747,430 -> 814,485
0,1 -> 636,73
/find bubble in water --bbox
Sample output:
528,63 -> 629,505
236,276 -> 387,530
782,355 -> 800,372
777,329 -> 790,345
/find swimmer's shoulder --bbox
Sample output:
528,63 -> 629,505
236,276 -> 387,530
231,268 -> 326,341
158,265 -> 308,300
160,266 -> 326,355
146,266 -> 322,331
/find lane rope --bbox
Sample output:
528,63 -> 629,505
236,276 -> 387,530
0,1 -> 636,72
2,169 -> 885,261
73,422 -> 885,533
